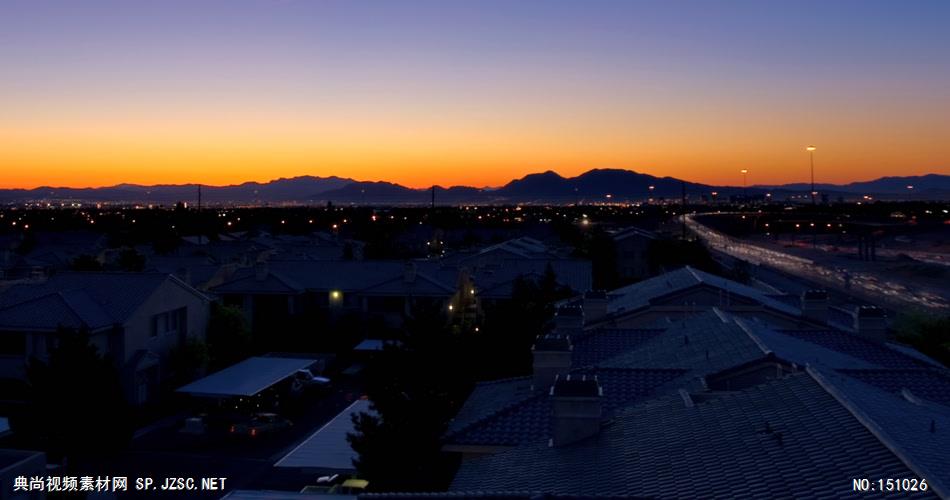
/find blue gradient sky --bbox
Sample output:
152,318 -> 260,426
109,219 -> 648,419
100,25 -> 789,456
2,0 -> 948,188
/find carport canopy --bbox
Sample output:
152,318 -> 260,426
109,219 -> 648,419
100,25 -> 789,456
274,399 -> 375,470
176,356 -> 316,397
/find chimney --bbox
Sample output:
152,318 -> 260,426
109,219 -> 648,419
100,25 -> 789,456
550,375 -> 602,447
404,261 -> 417,284
853,306 -> 888,342
554,305 -> 584,335
532,335 -> 572,392
582,290 -> 608,324
254,261 -> 269,282
800,289 -> 828,323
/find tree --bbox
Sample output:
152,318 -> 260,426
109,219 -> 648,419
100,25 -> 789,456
167,337 -> 210,389
117,247 -> 146,272
646,238 -> 721,275
13,327 -> 132,460
206,303 -> 253,370
14,231 -> 36,256
348,304 -> 471,491
477,272 -> 572,380
587,229 -> 619,289
151,228 -> 181,255
70,254 -> 103,271
895,313 -> 950,368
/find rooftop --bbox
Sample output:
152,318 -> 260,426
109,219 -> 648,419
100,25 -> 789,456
602,266 -> 801,319
275,399 -> 375,470
0,272 -> 205,331
177,356 -> 317,397
451,372 -> 927,499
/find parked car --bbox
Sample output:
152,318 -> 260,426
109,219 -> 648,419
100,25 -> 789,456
229,412 -> 293,438
290,369 -> 331,393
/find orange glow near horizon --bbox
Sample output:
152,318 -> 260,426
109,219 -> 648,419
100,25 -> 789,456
3,99 -> 949,189
3,2 -> 950,190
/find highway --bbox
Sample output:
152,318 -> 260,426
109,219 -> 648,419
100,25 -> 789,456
685,214 -> 949,311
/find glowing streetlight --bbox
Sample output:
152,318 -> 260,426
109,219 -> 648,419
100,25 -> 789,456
740,169 -> 749,198
806,146 -> 817,204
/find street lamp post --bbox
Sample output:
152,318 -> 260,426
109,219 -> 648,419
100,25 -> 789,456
806,146 -> 817,204
740,169 -> 749,200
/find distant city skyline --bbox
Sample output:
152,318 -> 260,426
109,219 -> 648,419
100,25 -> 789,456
2,0 -> 949,189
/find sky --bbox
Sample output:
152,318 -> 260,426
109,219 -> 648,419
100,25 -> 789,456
1,0 -> 949,189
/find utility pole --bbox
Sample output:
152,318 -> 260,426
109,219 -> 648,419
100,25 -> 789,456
197,184 -> 202,245
681,181 -> 687,240
807,146 -> 817,204
740,169 -> 749,200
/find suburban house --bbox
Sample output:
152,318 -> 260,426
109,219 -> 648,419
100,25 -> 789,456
0,231 -> 106,281
210,237 -> 592,328
610,225 -> 657,282
0,272 -> 211,404
559,265 -> 835,329
440,267 -> 950,498
210,260 -> 454,329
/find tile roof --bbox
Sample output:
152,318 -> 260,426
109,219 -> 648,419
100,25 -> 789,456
468,260 -> 592,298
465,237 -> 556,260
211,270 -> 303,294
809,367 -> 950,498
211,261 -> 427,294
836,368 -> 950,407
211,257 -> 591,300
446,368 -> 685,447
0,292 -> 91,330
600,310 -> 767,374
610,226 -> 657,242
774,329 -> 928,369
569,328 -> 662,368
0,272 -> 198,331
448,311 -> 768,448
603,266 -> 800,318
451,372 -> 930,499
359,274 -> 454,297
743,323 -> 879,370
446,376 -> 534,438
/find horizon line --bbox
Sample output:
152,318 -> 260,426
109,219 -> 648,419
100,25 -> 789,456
1,167 -> 946,192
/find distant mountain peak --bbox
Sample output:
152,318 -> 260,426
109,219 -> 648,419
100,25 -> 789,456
0,171 -> 946,204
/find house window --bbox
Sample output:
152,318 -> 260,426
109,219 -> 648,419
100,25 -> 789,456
151,307 -> 187,338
